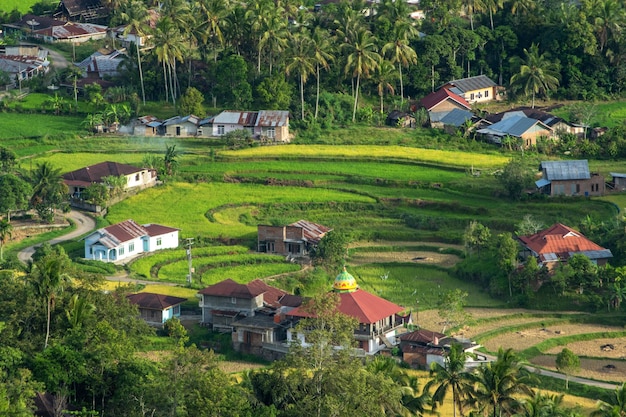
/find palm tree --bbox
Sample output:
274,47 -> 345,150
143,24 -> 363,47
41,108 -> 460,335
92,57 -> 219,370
247,0 -> 273,74
196,0 -> 227,61
465,0 -> 486,30
65,294 -> 96,330
592,383 -> 626,417
258,10 -> 288,74
483,0 -> 504,30
425,343 -> 474,417
516,390 -> 566,417
508,0 -> 536,16
311,27 -> 334,120
510,43 -> 560,108
285,34 -> 315,120
64,65 -> 83,106
0,219 -> 12,261
472,347 -> 534,417
30,162 -> 67,223
164,144 -> 181,176
32,256 -> 71,349
382,21 -> 417,105
591,0 -> 625,53
154,17 -> 186,105
373,58 -> 396,114
342,28 -> 380,122
119,0 -> 150,105
43,93 -> 66,115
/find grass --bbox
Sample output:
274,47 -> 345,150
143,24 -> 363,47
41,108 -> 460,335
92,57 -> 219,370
553,101 -> 626,128
219,145 -> 511,169
0,0 -> 51,13
107,182 -> 376,238
0,113 -> 84,139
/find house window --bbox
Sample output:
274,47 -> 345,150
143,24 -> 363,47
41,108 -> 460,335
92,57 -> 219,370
485,90 -> 489,98
231,297 -> 237,304
119,247 -> 125,255
173,305 -> 180,315
157,237 -> 162,246
266,127 -> 275,138
89,248 -> 93,254
267,241 -> 275,252
135,174 -> 139,181
129,243 -> 135,252
218,125 -> 225,135
470,93 -> 475,100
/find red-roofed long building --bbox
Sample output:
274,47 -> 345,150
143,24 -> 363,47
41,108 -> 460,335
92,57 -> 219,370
518,223 -> 613,268
84,219 -> 179,263
287,268 -> 410,355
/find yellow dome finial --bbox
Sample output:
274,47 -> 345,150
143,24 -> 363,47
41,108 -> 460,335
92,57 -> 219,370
333,265 -> 358,293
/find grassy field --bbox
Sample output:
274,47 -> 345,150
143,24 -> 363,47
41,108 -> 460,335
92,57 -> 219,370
0,113 -> 84,140
0,0 -> 51,13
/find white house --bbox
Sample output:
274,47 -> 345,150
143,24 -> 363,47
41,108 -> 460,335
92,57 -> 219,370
84,219 -> 179,262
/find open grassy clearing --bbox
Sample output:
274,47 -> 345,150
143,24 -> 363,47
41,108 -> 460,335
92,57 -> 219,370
0,114 -> 84,140
107,182 -> 376,238
219,145 -> 510,168
0,0 -> 49,13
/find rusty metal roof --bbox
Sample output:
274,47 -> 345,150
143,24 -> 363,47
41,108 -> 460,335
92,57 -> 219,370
289,220 -> 332,244
256,110 -> 289,127
212,111 -> 258,126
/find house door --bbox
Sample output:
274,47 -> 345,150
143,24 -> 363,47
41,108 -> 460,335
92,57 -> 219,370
176,126 -> 181,136
143,238 -> 149,252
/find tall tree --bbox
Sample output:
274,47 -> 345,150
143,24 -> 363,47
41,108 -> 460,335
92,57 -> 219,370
342,28 -> 381,122
163,144 -> 181,176
373,57 -> 396,114
510,43 -> 560,108
30,162 -> 68,223
426,343 -> 474,417
154,17 -> 186,105
0,174 -> 31,221
382,21 -> 417,105
31,252 -> 71,349
311,27 -> 334,120
119,0 -> 150,105
285,34 -> 315,120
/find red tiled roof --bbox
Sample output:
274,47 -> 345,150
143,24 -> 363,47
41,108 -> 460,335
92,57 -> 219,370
418,88 -> 471,111
518,223 -> 606,256
127,292 -> 186,310
198,278 -> 295,307
288,289 -> 404,324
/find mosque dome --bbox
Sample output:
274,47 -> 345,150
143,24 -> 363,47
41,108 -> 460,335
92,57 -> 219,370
333,266 -> 358,293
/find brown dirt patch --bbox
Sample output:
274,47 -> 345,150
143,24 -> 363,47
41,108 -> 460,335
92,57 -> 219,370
349,250 -> 460,267
545,337 -> 626,359
482,324 -> 623,352
531,355 -> 626,383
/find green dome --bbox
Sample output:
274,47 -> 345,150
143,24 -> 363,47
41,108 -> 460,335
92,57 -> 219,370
333,266 -> 358,293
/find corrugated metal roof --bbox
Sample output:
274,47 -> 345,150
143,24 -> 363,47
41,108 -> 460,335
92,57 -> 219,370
290,220 -> 332,244
477,115 -> 548,138
535,178 -> 551,188
212,111 -> 258,125
439,108 -> 474,127
443,75 -> 497,93
610,172 -> 626,178
541,160 -> 590,180
572,250 -> 613,259
256,110 -> 289,127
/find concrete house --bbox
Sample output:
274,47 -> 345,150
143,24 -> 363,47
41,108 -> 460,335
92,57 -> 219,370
255,110 -> 290,142
399,329 -> 486,370
611,173 -> 626,191
518,223 -> 613,269
162,115 -> 200,137
419,88 -> 473,129
440,75 -> 498,104
133,115 -> 162,137
207,110 -> 291,142
257,220 -> 332,257
84,219 -> 179,263
536,160 -> 605,196
485,107 -> 583,138
477,113 -> 552,147
63,161 -> 157,199
126,292 -> 187,326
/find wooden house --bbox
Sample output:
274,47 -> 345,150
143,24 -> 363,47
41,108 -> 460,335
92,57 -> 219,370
257,220 -> 332,257
54,0 -> 107,22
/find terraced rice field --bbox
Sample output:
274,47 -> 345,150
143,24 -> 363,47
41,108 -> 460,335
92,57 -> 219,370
481,323 -> 624,352
531,355 -> 626,383
544,337 -> 626,359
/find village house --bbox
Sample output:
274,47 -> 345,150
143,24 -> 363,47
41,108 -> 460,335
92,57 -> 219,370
162,114 -> 200,137
83,219 -> 179,263
33,22 -> 108,43
54,0 -> 108,23
257,220 -> 332,258
518,223 -> 613,269
126,292 -> 187,326
133,115 -> 162,136
386,110 -> 416,128
439,75 -> 499,104
477,113 -> 552,148
418,88 -> 474,129
77,49 -> 125,79
610,173 -> 626,191
535,160 -> 605,196
399,329 -> 486,370
63,161 -> 157,200
484,107 -> 584,138
205,110 -> 291,142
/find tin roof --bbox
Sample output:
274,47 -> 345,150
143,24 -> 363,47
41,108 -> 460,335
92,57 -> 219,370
289,220 -> 332,245
198,279 -> 293,308
212,111 -> 258,125
485,107 -> 565,127
610,173 -> 626,179
477,115 -> 550,138
35,22 -> 107,40
540,160 -> 590,180
439,108 -> 474,127
255,110 -> 289,127
441,75 -> 497,93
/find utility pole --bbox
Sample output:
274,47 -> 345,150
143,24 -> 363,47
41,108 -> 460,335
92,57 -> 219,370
184,238 -> 194,286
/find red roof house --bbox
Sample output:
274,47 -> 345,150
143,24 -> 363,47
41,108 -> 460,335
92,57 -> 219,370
127,292 -> 187,325
518,223 -> 613,268
418,88 -> 471,112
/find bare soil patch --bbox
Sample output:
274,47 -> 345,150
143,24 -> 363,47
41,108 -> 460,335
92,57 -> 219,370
482,323 -> 623,352
544,337 -> 626,359
531,355 -> 626,383
349,241 -> 463,249
349,240 -> 463,268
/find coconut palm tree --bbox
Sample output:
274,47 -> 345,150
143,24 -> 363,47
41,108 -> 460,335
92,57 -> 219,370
483,0 -> 504,30
311,27 -> 334,120
196,0 -> 227,61
382,21 -> 417,105
119,0 -> 150,105
472,347 -> 534,417
373,58 -> 396,114
591,0 -> 625,53
425,343 -> 474,417
510,43 -> 560,108
30,162 -> 67,223
592,383 -> 626,416
0,219 -> 12,261
154,17 -> 186,105
259,9 -> 288,75
247,0 -> 274,74
285,34 -> 315,120
164,144 -> 181,176
342,28 -> 380,122
32,255 -> 71,349
64,65 -> 83,106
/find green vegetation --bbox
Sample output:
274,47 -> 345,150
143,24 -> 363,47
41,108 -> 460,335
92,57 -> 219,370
0,0 -> 47,13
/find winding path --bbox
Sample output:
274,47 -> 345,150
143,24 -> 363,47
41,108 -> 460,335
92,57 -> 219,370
18,210 -> 96,264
